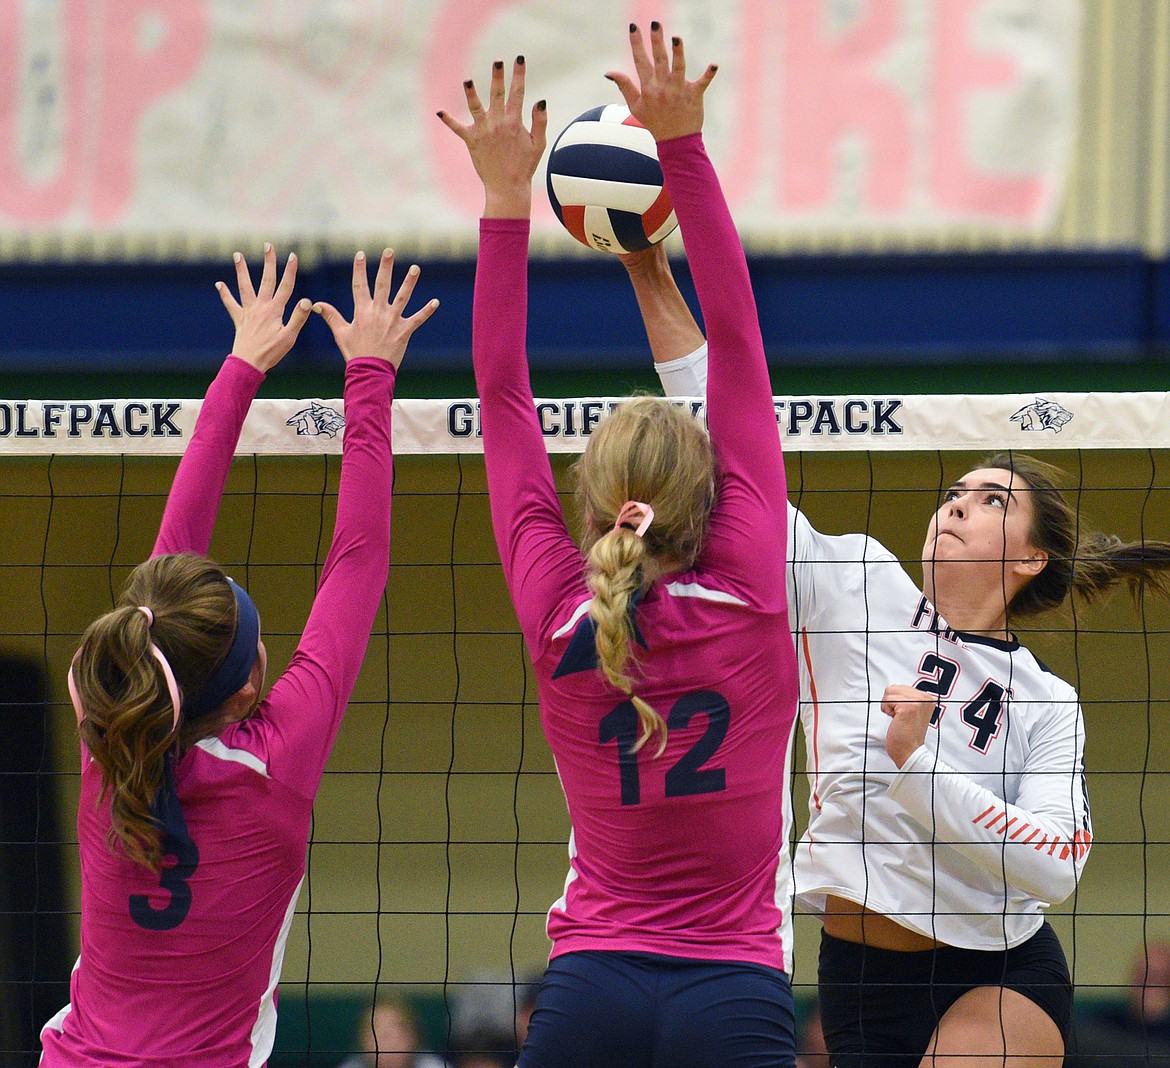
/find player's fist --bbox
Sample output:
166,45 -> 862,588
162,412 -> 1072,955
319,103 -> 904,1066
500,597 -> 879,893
881,684 -> 935,768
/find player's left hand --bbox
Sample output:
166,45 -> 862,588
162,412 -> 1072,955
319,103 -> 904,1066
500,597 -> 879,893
881,684 -> 935,768
216,243 -> 312,372
438,56 -> 548,219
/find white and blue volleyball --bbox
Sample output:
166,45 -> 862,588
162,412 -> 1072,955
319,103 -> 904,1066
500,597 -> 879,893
546,104 -> 678,254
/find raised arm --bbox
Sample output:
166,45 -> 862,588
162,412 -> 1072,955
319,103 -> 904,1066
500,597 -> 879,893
154,245 -> 311,557
439,61 -> 587,648
256,251 -> 438,792
610,25 -> 785,596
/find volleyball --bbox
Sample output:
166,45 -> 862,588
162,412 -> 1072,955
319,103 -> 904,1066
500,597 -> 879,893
546,104 -> 678,254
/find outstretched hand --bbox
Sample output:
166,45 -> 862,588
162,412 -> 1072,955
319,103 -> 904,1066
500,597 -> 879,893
216,243 -> 312,373
607,22 -> 717,143
437,57 -> 548,218
313,249 -> 439,370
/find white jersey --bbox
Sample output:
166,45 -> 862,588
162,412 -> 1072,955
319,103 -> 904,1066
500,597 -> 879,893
655,350 -> 1092,951
787,505 -> 1092,950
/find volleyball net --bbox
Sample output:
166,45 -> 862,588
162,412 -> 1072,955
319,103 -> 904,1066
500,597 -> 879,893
1,391 -> 1167,1065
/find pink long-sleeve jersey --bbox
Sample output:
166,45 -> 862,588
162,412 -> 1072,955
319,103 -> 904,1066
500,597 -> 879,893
472,135 -> 799,972
42,356 -> 396,1067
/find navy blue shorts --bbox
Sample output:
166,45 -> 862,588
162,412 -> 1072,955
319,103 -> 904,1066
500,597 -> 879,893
817,922 -> 1072,1068
519,950 -> 796,1068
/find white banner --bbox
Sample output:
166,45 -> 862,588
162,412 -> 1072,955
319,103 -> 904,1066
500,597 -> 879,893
0,392 -> 1163,456
0,0 -> 1081,257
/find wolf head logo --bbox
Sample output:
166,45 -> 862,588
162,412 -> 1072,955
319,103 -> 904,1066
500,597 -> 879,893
1009,398 -> 1073,433
286,402 -> 345,438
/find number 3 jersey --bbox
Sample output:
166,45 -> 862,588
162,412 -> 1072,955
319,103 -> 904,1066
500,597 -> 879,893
787,505 -> 1092,950
42,357 -> 397,1068
472,136 -> 801,974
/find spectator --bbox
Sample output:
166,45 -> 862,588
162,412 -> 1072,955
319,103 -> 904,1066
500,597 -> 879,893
1067,940 -> 1170,1065
338,995 -> 447,1068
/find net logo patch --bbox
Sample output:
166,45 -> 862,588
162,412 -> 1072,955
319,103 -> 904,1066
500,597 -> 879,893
1009,398 -> 1073,433
287,402 -> 344,437
0,402 -> 181,438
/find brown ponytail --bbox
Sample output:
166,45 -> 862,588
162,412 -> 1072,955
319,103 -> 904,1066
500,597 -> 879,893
984,452 -> 1170,618
575,397 -> 717,755
73,554 -> 237,868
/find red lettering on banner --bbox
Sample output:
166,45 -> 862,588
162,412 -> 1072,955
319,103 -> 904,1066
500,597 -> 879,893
0,1 -> 88,221
930,0 -> 1044,219
90,1 -> 209,222
0,1 -> 208,224
779,0 -> 910,213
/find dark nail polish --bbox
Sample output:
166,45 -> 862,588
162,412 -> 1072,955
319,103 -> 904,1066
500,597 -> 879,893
629,23 -> 637,33
672,36 -> 680,46
517,55 -> 525,65
537,100 -> 547,111
651,20 -> 660,31
463,79 -> 472,89
493,60 -> 503,70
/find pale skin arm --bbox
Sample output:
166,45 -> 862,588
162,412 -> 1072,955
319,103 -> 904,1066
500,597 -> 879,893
615,244 -> 705,365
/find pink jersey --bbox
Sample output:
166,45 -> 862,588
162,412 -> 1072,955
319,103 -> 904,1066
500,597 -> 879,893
472,135 -> 798,971
42,355 -> 396,1067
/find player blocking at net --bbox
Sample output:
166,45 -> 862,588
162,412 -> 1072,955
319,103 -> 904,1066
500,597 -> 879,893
439,24 -> 800,1068
40,244 -> 438,1067
622,243 -> 1170,1064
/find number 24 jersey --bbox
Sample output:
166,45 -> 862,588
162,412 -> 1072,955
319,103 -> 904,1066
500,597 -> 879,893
787,505 -> 1092,951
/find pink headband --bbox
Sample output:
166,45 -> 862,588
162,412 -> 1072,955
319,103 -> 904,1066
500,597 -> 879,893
68,606 -> 183,734
613,501 -> 654,538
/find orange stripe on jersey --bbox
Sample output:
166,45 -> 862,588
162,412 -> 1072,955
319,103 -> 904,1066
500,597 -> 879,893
801,628 -> 822,810
642,186 -> 674,237
561,205 -> 588,246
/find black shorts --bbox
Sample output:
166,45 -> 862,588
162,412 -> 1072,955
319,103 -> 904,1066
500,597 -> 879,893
520,950 -> 796,1068
817,922 -> 1072,1068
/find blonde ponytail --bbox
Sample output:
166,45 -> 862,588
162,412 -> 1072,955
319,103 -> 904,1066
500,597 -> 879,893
587,526 -> 667,755
575,397 -> 718,758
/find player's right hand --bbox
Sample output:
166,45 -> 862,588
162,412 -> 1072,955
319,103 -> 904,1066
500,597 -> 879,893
881,684 -> 936,769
